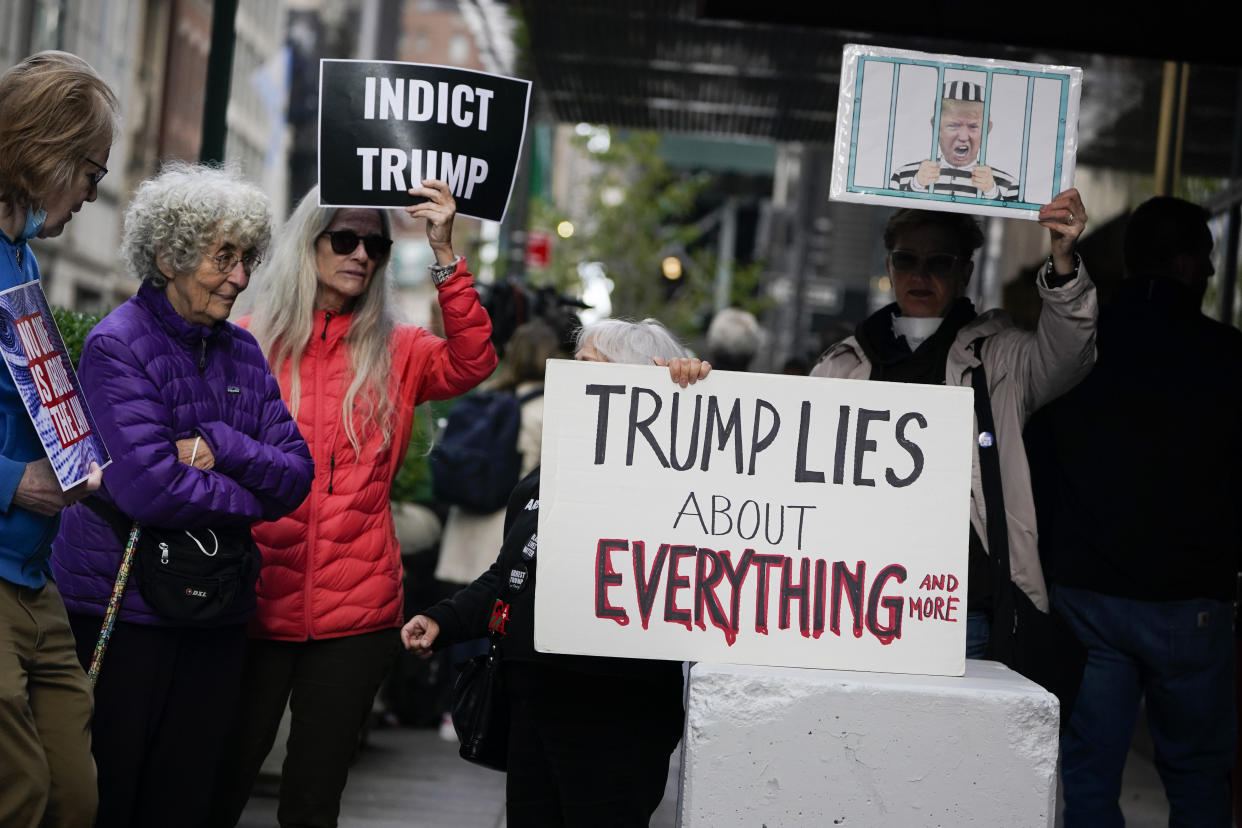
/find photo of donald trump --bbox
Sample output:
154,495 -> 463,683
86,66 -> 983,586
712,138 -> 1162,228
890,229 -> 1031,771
889,81 -> 1019,202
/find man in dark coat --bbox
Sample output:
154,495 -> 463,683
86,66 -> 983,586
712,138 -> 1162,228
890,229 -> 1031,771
1043,196 -> 1242,827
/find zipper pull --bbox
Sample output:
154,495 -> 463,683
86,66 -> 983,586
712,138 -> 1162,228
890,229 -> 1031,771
199,338 -> 207,370
328,453 -> 335,494
160,542 -> 170,565
321,311 -> 333,340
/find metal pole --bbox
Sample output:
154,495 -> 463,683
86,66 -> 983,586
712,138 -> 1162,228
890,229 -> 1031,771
199,0 -> 239,165
1154,61 -> 1179,196
713,198 -> 737,312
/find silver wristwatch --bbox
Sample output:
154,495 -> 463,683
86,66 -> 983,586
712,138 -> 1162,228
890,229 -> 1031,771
428,256 -> 461,287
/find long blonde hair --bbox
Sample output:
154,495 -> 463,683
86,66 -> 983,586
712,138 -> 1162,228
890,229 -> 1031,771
246,187 -> 396,454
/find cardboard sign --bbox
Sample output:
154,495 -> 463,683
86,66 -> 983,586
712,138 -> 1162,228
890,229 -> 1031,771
0,281 -> 109,489
534,361 -> 974,677
831,44 -> 1082,220
318,59 -> 532,222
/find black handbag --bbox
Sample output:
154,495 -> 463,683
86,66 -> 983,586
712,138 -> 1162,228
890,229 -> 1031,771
449,516 -> 532,771
83,497 -> 259,625
972,345 -> 1086,707
451,630 -> 509,771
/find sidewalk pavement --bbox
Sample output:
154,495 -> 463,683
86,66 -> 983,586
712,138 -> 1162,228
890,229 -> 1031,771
237,718 -> 1173,827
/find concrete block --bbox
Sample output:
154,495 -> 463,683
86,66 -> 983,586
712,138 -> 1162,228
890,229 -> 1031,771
680,660 -> 1059,827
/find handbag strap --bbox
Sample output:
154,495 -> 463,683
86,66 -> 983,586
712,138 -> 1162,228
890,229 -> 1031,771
970,341 -> 1018,658
78,496 -> 143,686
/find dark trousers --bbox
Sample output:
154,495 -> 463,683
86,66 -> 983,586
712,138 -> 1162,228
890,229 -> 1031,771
208,629 -> 399,828
1056,587 -> 1236,828
504,662 -> 684,828
67,613 -> 247,828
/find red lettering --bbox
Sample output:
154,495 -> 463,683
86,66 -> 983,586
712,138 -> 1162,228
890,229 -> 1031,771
593,539 -> 629,625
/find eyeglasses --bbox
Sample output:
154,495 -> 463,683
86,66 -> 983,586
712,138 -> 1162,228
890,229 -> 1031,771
319,230 -> 393,260
889,250 -> 961,278
210,249 -> 262,275
83,156 -> 108,188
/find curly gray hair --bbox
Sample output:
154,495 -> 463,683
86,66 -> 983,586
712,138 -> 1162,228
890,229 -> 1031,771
122,162 -> 271,287
575,318 -> 689,365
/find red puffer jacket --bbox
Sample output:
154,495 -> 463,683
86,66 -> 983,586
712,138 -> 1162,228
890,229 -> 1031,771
240,260 -> 496,640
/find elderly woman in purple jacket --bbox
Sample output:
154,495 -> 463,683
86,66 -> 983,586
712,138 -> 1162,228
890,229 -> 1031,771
49,163 -> 313,828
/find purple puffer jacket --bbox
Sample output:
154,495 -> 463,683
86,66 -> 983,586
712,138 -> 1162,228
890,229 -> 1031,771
51,283 -> 313,626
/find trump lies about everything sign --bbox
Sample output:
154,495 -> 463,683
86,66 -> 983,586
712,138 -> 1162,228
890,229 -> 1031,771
534,361 -> 975,678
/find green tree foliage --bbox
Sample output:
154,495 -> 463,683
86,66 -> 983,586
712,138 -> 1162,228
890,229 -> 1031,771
528,130 -> 765,342
50,306 -> 102,368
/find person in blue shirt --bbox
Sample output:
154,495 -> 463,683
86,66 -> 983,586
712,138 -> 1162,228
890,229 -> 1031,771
0,51 -> 116,828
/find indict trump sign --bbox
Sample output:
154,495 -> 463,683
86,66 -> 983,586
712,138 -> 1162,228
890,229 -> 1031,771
318,59 -> 532,222
534,361 -> 975,677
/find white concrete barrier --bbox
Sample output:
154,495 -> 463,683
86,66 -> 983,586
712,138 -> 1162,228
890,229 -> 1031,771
680,660 -> 1059,827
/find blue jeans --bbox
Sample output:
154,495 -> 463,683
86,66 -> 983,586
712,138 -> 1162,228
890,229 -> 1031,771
1055,586 -> 1235,828
965,609 -> 989,659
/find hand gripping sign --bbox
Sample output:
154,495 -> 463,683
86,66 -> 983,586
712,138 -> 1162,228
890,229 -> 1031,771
318,59 -> 532,223
830,44 -> 1082,221
533,361 -> 975,678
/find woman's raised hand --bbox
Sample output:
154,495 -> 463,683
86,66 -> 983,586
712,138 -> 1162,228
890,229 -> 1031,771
406,179 -> 457,265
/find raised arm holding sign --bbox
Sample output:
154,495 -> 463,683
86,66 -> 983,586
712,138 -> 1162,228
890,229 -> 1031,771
811,195 -> 1096,679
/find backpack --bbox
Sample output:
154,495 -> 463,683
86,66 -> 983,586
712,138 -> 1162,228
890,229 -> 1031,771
430,388 -> 543,513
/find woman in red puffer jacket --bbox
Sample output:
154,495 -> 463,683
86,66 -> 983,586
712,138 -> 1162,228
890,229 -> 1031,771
209,180 -> 496,827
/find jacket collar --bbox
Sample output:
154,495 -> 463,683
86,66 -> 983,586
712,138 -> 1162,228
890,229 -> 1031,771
311,307 -> 353,348
135,281 -> 223,347
832,307 -> 1013,382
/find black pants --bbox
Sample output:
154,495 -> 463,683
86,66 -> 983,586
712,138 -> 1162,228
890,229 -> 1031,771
207,629 -> 399,828
504,662 -> 684,828
68,613 -> 247,828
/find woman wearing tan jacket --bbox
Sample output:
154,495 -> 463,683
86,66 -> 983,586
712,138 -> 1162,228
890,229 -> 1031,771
812,189 -> 1096,659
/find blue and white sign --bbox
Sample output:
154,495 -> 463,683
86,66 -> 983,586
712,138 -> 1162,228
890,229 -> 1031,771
0,281 -> 109,489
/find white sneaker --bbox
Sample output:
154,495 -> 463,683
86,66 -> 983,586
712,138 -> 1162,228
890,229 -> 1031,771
439,713 -> 457,742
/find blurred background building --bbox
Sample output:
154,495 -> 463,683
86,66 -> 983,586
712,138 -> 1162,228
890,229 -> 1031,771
2,0 -> 1239,359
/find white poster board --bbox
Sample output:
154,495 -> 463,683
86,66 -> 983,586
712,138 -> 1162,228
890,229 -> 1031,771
534,361 -> 974,678
830,43 -> 1082,220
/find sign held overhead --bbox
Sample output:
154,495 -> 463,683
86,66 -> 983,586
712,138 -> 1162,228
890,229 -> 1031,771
318,59 -> 532,222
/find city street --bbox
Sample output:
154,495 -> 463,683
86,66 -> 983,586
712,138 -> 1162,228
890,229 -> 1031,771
236,712 -> 1170,827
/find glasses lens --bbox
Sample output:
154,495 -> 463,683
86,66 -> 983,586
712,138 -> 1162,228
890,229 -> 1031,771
890,251 -> 957,276
361,234 -> 393,259
325,231 -> 391,260
890,251 -> 919,272
925,254 -> 958,277
326,230 -> 360,255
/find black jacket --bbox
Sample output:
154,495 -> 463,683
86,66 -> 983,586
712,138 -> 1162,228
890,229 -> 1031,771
423,467 -> 683,686
1041,277 -> 1242,601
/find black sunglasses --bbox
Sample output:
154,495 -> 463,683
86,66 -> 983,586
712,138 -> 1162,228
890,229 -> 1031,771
83,156 -> 108,187
319,230 -> 393,260
889,249 -> 961,278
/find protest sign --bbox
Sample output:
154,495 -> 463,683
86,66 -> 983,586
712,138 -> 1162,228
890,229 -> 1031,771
0,282 -> 109,489
830,44 -> 1082,220
318,59 -> 532,222
534,360 -> 974,677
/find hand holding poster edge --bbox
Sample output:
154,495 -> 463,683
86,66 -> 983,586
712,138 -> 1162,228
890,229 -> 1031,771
317,58 -> 533,224
830,43 -> 1083,222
